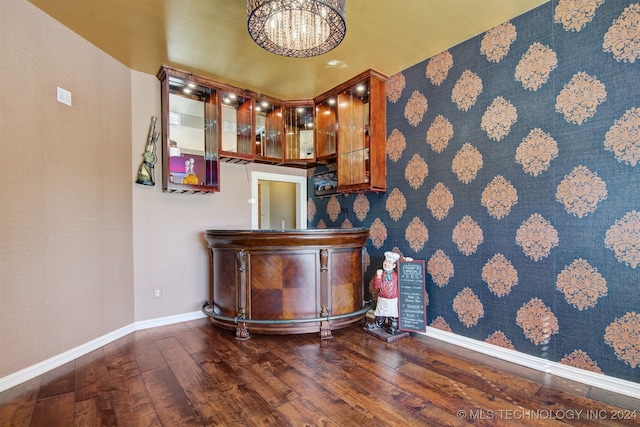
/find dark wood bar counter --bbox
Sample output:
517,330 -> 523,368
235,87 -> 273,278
202,228 -> 369,339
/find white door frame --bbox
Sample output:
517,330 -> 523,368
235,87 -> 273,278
251,172 -> 307,230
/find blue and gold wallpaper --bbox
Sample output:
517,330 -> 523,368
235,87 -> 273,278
308,0 -> 639,384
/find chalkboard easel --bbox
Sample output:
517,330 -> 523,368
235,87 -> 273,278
398,260 -> 427,333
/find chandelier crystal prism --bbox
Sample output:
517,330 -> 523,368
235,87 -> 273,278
247,0 -> 346,58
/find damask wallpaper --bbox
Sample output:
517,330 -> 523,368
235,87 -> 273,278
307,0 -> 639,384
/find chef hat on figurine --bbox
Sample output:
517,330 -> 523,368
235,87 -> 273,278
384,251 -> 401,263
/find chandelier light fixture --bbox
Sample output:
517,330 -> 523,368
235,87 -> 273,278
247,0 -> 346,58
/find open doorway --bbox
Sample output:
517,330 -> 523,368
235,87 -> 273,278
251,172 -> 307,230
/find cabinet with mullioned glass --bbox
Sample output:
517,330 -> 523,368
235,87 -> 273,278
314,69 -> 387,193
283,100 -> 315,165
314,97 -> 337,162
254,95 -> 284,163
158,66 -> 386,194
157,66 -> 220,193
219,89 -> 254,163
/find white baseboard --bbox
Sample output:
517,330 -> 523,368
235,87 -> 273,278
134,310 -> 207,331
426,327 -> 640,399
2,313 -> 637,400
0,310 -> 207,393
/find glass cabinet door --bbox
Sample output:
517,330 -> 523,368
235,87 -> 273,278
284,102 -> 314,162
337,78 -> 369,188
255,97 -> 283,162
314,97 -> 337,160
314,69 -> 386,194
220,90 -> 254,161
158,67 -> 219,193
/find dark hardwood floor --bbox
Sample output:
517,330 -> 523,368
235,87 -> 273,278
1,318 -> 638,426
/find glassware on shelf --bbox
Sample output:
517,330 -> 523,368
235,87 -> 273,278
182,158 -> 199,185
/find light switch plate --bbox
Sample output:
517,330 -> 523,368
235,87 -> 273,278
56,86 -> 72,106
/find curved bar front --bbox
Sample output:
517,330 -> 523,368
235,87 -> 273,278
204,228 -> 369,340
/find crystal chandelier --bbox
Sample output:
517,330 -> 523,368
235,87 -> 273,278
247,0 -> 346,58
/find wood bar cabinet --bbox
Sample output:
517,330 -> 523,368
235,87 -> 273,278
202,228 -> 369,339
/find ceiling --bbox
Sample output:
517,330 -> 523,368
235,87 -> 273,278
28,0 -> 549,100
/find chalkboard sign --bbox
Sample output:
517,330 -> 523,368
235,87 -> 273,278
397,260 -> 427,333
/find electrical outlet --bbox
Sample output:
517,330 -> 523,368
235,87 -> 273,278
153,287 -> 162,299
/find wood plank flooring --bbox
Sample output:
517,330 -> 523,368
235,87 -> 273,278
1,318 -> 638,426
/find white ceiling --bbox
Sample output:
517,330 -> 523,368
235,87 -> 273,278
28,0 -> 549,100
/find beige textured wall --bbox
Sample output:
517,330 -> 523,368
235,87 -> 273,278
0,0 -> 306,380
131,71 -> 306,322
0,0 -> 134,376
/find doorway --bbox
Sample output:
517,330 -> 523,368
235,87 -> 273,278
251,172 -> 307,230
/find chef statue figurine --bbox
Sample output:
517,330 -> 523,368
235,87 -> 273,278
366,251 -> 411,335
